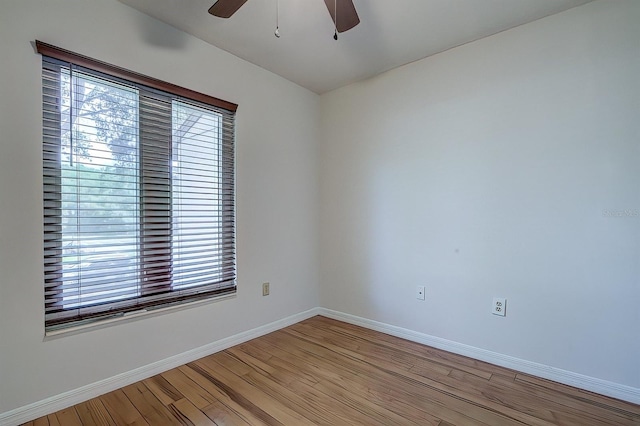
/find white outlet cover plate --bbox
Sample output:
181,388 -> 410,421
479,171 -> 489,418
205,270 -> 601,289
492,297 -> 506,316
417,286 -> 425,300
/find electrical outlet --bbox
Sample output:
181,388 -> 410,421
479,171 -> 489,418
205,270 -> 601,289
262,282 -> 270,296
416,286 -> 425,300
492,297 -> 506,316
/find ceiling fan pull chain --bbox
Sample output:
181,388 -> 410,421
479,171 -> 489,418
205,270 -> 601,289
333,0 -> 338,40
274,0 -> 280,38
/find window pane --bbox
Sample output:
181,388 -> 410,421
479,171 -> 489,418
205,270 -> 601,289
60,69 -> 140,308
172,101 -> 224,289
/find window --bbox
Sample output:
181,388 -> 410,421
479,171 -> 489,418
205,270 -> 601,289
39,41 -> 237,332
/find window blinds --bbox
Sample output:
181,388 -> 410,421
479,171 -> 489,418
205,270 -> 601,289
40,42 -> 237,331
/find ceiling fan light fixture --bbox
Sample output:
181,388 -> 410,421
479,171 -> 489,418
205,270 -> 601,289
209,0 -> 360,38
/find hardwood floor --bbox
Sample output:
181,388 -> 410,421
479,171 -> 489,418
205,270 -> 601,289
26,316 -> 640,425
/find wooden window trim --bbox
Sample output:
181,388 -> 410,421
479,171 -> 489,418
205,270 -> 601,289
35,40 -> 238,113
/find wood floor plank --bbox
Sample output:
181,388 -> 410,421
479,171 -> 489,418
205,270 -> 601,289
213,351 -> 347,424
201,398 -> 253,426
29,416 -> 59,426
99,389 -> 149,426
178,364 -> 272,425
228,345 -> 389,426
75,398 -> 116,426
465,369 -> 637,425
445,368 -> 623,426
490,373 -> 517,384
193,356 -> 317,426
161,368 -> 219,410
122,381 -> 184,425
234,340 -> 319,387
52,407 -> 82,426
169,398 -> 217,425
516,373 -> 640,417
46,414 -> 61,426
33,315 -> 640,426
143,374 -> 184,406
217,350 -> 398,426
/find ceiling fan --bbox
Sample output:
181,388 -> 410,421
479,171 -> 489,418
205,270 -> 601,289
208,0 -> 360,36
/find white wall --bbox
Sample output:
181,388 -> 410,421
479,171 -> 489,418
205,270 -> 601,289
319,0 -> 640,388
0,0 -> 320,414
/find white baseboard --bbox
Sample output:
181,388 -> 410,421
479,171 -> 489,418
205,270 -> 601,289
0,307 -> 321,426
3,306 -> 638,425
318,308 -> 640,405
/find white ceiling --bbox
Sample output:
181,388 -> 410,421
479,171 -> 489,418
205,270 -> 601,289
118,0 -> 593,94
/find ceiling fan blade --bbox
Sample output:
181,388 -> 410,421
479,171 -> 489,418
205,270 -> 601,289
323,0 -> 360,33
208,0 -> 249,18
